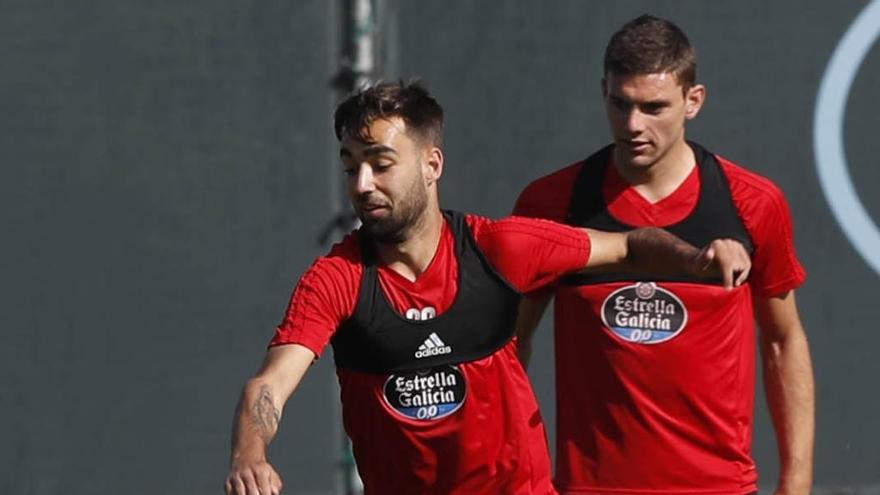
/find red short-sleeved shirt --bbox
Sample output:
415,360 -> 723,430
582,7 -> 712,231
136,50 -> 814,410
272,214 -> 591,495
514,152 -> 806,495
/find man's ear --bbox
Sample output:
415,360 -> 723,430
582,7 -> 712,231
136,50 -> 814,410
684,84 -> 706,120
424,147 -> 444,186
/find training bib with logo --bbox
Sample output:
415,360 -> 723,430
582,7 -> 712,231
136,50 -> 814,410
515,142 -> 805,495
272,211 -> 592,494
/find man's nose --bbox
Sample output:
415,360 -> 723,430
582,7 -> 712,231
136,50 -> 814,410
353,164 -> 375,194
624,109 -> 646,134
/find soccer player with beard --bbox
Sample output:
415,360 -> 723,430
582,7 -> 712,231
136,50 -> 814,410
514,15 -> 814,495
224,81 -> 751,495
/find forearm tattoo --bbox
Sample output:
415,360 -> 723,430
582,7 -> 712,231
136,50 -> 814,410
251,385 -> 281,438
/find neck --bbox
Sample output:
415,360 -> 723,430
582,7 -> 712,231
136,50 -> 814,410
614,139 -> 696,203
373,205 -> 444,282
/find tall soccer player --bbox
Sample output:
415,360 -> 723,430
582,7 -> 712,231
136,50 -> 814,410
515,15 -> 815,495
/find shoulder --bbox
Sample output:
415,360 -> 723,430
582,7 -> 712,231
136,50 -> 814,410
714,154 -> 806,295
716,154 -> 793,224
514,160 -> 584,221
717,154 -> 788,207
301,231 -> 364,288
519,161 -> 585,198
271,232 -> 365,353
322,230 -> 363,267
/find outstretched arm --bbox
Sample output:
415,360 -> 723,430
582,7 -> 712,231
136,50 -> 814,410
513,227 -> 750,369
756,291 -> 815,495
585,227 -> 751,289
226,344 -> 316,495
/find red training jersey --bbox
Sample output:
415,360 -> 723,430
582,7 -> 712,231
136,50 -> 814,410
272,214 -> 591,495
514,153 -> 806,495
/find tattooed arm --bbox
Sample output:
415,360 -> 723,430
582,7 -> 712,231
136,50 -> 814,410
225,344 -> 316,495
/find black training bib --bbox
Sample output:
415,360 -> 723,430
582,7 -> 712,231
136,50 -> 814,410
562,141 -> 754,286
331,210 -> 522,374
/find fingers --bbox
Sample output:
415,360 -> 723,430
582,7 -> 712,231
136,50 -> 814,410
256,468 -> 272,495
226,469 -> 259,495
720,251 -> 734,289
226,463 -> 281,495
714,240 -> 736,290
271,471 -> 283,495
707,239 -> 752,290
735,259 -> 751,287
729,240 -> 752,288
226,474 -> 247,495
245,473 -> 261,495
256,466 -> 282,495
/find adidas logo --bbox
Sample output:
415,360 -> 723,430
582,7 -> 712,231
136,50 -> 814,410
414,332 -> 452,359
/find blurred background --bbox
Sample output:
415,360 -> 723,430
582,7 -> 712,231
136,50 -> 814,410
2,1 -> 879,493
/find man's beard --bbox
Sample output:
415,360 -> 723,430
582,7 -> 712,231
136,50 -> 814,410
359,179 -> 428,244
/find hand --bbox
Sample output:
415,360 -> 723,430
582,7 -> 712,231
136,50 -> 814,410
225,458 -> 283,495
693,238 -> 751,289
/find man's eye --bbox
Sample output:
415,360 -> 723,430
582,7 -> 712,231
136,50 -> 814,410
642,104 -> 664,115
343,168 -> 357,176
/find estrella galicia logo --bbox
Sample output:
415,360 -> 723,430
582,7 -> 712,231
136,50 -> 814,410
601,282 -> 688,344
383,365 -> 466,421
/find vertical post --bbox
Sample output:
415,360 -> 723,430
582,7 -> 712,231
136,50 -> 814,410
325,1 -> 388,494
320,0 -> 378,246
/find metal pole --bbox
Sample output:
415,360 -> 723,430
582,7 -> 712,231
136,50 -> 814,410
319,0 -> 379,246
324,1 -> 392,493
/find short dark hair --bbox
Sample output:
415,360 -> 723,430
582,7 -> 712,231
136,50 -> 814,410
604,15 -> 696,89
333,80 -> 444,146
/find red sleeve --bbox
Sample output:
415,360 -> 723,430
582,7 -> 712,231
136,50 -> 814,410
468,215 -> 591,294
512,161 -> 582,221
720,157 -> 807,297
269,237 -> 362,357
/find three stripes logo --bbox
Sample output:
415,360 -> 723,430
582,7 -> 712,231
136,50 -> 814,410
414,332 -> 452,359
